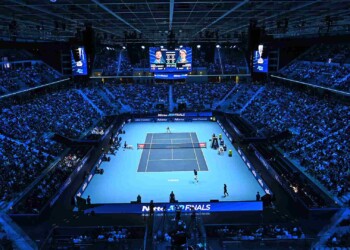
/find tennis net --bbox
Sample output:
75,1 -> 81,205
137,142 -> 207,149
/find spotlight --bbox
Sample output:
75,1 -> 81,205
179,45 -> 183,48
216,44 -> 221,48
160,45 -> 164,49
141,45 -> 145,49
196,45 -> 201,49
122,46 -> 126,50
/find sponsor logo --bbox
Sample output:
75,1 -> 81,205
82,182 -> 88,192
134,118 -> 152,122
88,174 -> 93,182
141,204 -> 211,212
168,113 -> 186,117
192,118 -> 208,121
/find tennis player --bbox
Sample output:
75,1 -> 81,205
194,169 -> 198,183
166,126 -> 171,133
224,184 -> 229,197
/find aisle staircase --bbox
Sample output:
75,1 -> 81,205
169,85 -> 175,112
76,89 -> 104,116
212,84 -> 238,110
97,89 -> 120,114
312,208 -> 350,249
240,86 -> 265,114
0,214 -> 38,250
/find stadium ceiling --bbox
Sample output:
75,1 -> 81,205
0,0 -> 350,44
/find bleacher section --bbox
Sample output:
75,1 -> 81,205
279,43 -> 350,92
225,84 -> 262,112
240,84 -> 349,199
0,62 -> 63,95
173,82 -> 235,111
104,81 -> 169,113
46,225 -> 144,249
0,90 -> 100,203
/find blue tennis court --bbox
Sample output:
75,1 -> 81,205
81,121 -> 266,204
137,132 -> 208,172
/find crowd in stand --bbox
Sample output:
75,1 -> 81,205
214,224 -> 306,240
0,68 -> 21,92
299,43 -> 350,64
0,90 -> 100,202
280,61 -> 350,92
82,87 -> 118,115
227,84 -> 261,111
327,216 -> 350,248
280,43 -> 350,92
12,148 -> 88,214
105,81 -> 169,113
0,137 -> 55,202
0,90 -> 99,141
0,63 -> 63,94
51,226 -> 144,248
173,82 -> 234,111
242,83 -> 350,197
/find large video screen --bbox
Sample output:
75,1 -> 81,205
150,47 -> 192,73
71,46 -> 88,76
253,45 -> 268,73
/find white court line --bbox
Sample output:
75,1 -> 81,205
151,138 -> 193,140
190,132 -> 201,171
148,159 -> 197,161
145,133 -> 153,172
171,139 -> 173,160
168,179 -> 179,182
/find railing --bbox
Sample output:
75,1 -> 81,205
271,75 -> 350,96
